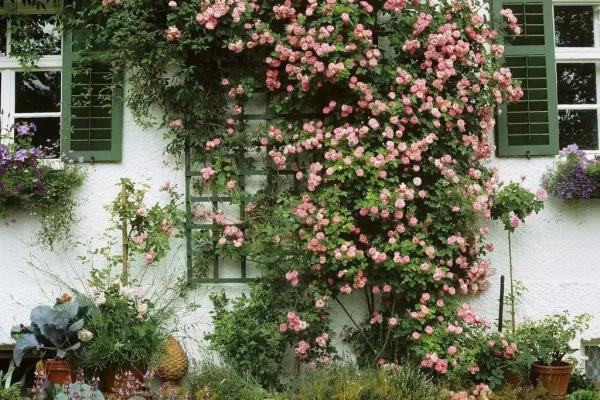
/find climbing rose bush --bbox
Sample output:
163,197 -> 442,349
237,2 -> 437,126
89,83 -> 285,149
234,0 -> 522,376
89,0 -> 523,387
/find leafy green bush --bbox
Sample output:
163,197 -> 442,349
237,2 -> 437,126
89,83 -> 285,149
207,288 -> 286,388
568,389 -> 600,400
569,369 -> 597,394
515,313 -> 591,366
183,361 -> 281,400
491,182 -> 545,232
0,367 -> 21,400
286,364 -> 445,400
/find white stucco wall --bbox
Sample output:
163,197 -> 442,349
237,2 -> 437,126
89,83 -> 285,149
0,104 -> 190,342
474,156 -> 600,346
1,102 -> 599,360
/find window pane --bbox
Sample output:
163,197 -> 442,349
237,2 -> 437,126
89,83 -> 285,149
15,117 -> 60,158
10,14 -> 61,57
559,109 -> 599,150
15,71 -> 61,113
554,6 -> 594,47
557,63 -> 597,104
0,17 -> 7,56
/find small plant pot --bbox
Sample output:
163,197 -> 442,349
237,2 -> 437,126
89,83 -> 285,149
531,362 -> 573,396
45,359 -> 72,385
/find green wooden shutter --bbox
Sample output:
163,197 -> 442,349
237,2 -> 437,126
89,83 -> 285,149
61,30 -> 123,162
494,0 -> 559,156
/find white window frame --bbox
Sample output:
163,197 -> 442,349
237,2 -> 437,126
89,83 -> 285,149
553,1 -> 600,153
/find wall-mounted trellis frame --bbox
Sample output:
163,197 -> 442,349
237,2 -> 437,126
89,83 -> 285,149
185,151 -> 267,284
184,80 -> 301,284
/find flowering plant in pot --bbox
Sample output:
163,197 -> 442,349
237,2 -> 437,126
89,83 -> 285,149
11,295 -> 93,385
74,267 -> 176,392
541,144 -> 600,200
515,312 -> 592,396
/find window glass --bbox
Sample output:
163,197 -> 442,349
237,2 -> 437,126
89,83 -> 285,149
15,117 -> 60,157
0,18 -> 6,56
554,6 -> 595,47
557,63 -> 597,104
15,71 -> 61,113
559,110 -> 599,150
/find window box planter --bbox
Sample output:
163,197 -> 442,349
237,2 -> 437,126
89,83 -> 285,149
542,145 -> 600,200
0,122 -> 85,247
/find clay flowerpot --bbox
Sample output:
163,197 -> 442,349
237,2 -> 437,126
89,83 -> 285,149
44,359 -> 73,385
531,362 -> 573,396
101,364 -> 146,393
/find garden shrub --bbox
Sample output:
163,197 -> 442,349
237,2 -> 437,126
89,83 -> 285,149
70,0 -> 524,387
287,364 -> 445,400
569,369 -> 598,394
207,288 -> 286,387
568,390 -> 600,400
489,385 -> 552,400
183,361 -> 282,400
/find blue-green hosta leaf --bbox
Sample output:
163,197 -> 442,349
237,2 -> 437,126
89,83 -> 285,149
68,319 -> 84,332
30,305 -> 69,332
54,302 -> 80,319
12,333 -> 40,367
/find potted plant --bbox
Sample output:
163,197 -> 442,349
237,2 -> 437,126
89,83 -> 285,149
75,269 -> 176,392
516,312 -> 591,396
11,296 -> 92,385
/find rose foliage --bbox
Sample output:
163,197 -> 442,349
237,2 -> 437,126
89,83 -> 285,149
72,0 -> 523,388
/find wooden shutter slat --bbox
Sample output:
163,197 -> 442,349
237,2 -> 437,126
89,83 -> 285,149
61,30 -> 123,162
494,0 -> 559,156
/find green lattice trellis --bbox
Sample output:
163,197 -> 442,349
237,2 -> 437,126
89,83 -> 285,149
185,100 -> 299,283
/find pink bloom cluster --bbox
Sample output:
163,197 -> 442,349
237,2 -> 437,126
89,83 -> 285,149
166,26 -> 182,42
488,337 -> 518,359
448,383 -> 493,400
420,353 -> 450,374
196,0 -> 246,30
179,0 -> 525,373
280,311 -> 308,333
500,9 -> 521,35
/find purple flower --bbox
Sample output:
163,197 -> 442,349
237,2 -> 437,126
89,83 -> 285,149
35,181 -> 45,194
12,149 -> 29,162
555,164 -> 597,199
560,144 -> 586,158
16,124 -> 31,137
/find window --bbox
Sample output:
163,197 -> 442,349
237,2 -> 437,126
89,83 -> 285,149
0,13 -> 62,157
554,4 -> 600,150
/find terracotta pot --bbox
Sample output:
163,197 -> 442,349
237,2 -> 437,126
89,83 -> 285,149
45,359 -> 73,385
531,362 -> 573,396
101,364 -> 146,393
